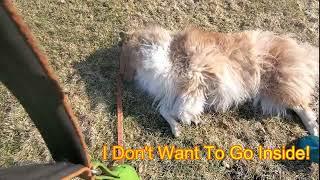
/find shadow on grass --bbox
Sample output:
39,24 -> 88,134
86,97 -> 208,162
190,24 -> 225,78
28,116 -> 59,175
72,44 -> 173,142
234,103 -> 314,172
277,138 -> 313,174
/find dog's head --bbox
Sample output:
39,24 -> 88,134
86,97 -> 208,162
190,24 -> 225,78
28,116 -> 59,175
119,25 -> 172,81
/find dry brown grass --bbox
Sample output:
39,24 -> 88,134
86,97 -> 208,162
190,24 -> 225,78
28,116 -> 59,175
1,0 -> 319,179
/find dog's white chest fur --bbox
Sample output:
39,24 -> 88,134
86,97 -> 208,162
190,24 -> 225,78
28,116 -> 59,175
135,41 -> 175,103
133,39 -> 206,132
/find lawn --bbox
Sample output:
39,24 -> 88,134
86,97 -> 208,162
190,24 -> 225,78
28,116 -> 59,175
0,0 -> 319,179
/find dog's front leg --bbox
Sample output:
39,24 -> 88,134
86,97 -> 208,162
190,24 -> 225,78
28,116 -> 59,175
160,107 -> 181,137
174,93 -> 205,126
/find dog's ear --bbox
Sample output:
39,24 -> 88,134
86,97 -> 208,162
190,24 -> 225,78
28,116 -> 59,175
118,31 -> 126,47
118,31 -> 134,47
119,43 -> 135,81
119,30 -> 137,81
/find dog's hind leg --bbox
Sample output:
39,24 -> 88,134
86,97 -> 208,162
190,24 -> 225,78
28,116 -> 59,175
256,35 -> 319,136
255,96 -> 319,136
292,105 -> 319,136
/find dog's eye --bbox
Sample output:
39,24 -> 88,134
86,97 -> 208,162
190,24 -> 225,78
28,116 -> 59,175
119,32 -> 126,39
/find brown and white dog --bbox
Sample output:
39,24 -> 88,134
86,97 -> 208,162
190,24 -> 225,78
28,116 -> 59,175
120,25 -> 319,137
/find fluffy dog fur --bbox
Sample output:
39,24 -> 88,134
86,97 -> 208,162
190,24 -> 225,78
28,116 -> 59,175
120,25 -> 319,137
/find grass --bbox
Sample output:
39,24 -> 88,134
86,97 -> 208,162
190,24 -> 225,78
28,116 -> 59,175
0,0 -> 319,179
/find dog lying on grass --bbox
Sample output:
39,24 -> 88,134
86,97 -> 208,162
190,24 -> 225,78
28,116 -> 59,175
120,25 -> 319,137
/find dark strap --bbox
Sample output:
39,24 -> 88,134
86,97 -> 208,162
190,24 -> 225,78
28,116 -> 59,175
0,162 -> 91,180
0,0 -> 92,178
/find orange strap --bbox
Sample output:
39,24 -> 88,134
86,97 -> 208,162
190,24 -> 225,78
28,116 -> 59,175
116,71 -> 124,164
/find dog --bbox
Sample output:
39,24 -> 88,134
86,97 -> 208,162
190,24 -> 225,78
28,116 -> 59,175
119,25 -> 319,137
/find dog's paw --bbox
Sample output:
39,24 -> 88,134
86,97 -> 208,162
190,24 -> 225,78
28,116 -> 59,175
192,116 -> 203,126
179,112 -> 203,126
171,126 -> 181,137
310,124 -> 319,137
179,112 -> 193,125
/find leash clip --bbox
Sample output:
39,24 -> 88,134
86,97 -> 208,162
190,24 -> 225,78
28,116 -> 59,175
91,161 -> 120,180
